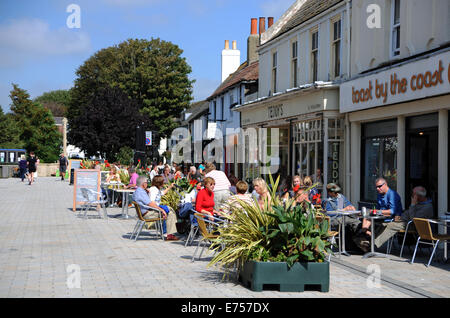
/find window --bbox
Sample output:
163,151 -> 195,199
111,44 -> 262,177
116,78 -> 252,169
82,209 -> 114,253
291,41 -> 298,87
391,0 -> 400,57
213,101 -> 216,121
332,19 -> 341,78
362,120 -> 398,201
311,30 -> 319,82
220,96 -> 224,120
272,51 -> 277,94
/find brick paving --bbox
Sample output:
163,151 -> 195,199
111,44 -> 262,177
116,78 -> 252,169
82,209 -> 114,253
0,177 -> 448,298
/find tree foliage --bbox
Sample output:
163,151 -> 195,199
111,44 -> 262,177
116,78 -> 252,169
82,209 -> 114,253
34,90 -> 71,117
0,108 -> 23,149
68,38 -> 194,154
9,84 -> 61,162
68,86 -> 146,161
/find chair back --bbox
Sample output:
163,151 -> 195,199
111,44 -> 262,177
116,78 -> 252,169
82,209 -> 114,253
132,201 -> 146,221
413,218 -> 434,241
80,188 -> 91,201
316,215 -> 331,231
194,213 -> 210,237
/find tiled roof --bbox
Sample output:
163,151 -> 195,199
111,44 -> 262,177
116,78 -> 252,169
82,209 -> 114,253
267,0 -> 344,43
207,61 -> 259,100
181,100 -> 209,125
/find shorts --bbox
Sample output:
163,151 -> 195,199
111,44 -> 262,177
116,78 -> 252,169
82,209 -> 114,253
29,167 -> 36,173
60,166 -> 67,173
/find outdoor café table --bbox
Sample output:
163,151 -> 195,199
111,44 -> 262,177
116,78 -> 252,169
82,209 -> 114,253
360,213 -> 389,259
114,188 -> 136,219
328,210 -> 362,256
102,182 -> 124,207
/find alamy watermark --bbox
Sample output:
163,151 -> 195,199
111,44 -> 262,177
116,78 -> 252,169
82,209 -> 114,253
66,264 -> 81,289
366,264 -> 381,289
66,4 -> 81,29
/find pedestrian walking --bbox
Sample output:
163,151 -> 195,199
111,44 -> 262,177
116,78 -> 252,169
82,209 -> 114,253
27,152 -> 38,185
18,155 -> 27,182
58,152 -> 69,181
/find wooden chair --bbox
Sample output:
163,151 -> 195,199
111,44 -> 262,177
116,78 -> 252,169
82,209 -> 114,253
191,213 -> 224,262
410,218 -> 450,267
130,201 -> 164,241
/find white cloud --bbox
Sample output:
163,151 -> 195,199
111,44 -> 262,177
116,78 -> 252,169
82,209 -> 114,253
0,18 -> 91,67
260,0 -> 295,20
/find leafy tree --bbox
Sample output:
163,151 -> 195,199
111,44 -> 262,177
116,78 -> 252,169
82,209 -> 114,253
9,84 -> 61,162
34,90 -> 71,117
68,38 -> 194,152
68,86 -> 146,161
116,146 -> 134,166
0,108 -> 23,148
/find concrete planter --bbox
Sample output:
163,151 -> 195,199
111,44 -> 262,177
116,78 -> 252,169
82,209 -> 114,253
239,260 -> 329,292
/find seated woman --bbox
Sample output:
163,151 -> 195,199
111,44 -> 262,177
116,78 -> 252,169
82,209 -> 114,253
149,175 -> 179,241
253,178 -> 271,210
292,187 -> 311,209
106,166 -> 121,205
282,175 -> 302,201
303,176 -> 321,205
195,177 -> 223,220
125,167 -> 139,189
222,180 -> 254,215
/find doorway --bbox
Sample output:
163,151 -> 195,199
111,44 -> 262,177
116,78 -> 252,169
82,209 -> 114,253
406,114 -> 438,216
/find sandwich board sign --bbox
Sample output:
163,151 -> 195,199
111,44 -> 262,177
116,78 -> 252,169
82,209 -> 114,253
73,169 -> 101,212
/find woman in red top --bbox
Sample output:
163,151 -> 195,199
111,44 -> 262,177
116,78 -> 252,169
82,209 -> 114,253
195,177 -> 222,218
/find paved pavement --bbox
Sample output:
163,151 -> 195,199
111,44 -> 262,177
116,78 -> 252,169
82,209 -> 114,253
0,177 -> 449,298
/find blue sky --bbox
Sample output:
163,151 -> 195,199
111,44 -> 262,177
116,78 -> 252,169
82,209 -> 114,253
0,0 -> 293,113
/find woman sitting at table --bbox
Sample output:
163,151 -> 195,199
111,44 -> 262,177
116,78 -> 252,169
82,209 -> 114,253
195,177 -> 224,220
125,167 -> 139,189
253,178 -> 271,210
106,166 -> 121,183
149,175 -> 179,241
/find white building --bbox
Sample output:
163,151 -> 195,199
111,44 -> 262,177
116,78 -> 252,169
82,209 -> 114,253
340,0 -> 450,218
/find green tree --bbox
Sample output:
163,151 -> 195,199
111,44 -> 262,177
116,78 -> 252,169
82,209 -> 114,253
116,146 -> 134,166
9,84 -> 62,162
0,108 -> 23,149
68,38 -> 194,152
34,89 -> 71,117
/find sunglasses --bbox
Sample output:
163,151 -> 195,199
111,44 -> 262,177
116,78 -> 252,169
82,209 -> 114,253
376,183 -> 385,189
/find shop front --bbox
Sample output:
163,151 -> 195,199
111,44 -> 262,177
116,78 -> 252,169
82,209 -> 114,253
234,85 -> 343,196
340,49 -> 450,219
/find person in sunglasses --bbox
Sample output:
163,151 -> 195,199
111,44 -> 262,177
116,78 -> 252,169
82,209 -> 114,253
361,178 -> 403,241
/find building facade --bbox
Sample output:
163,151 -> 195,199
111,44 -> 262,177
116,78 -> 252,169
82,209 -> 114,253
234,0 -> 350,196
340,0 -> 450,220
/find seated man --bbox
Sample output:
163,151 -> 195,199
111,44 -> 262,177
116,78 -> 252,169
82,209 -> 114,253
322,183 -> 365,251
132,176 -> 179,241
362,177 -> 403,238
374,186 -> 433,249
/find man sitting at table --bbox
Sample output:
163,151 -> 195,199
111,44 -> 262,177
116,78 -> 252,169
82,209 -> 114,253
374,186 -> 433,249
361,178 -> 403,244
322,183 -> 367,252
132,176 -> 179,241
125,167 -> 139,189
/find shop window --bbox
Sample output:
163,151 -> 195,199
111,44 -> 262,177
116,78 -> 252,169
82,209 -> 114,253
362,120 -> 398,202
293,119 -> 323,178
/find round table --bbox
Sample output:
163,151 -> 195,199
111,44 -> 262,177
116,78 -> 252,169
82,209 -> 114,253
102,182 -> 124,207
360,214 -> 388,259
328,210 -> 362,256
114,189 -> 136,219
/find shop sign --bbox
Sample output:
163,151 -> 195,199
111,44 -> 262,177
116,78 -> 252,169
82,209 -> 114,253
340,50 -> 450,113
268,104 -> 284,119
330,142 -> 339,184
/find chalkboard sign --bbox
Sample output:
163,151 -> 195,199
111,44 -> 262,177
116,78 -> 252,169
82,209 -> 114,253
73,169 -> 101,211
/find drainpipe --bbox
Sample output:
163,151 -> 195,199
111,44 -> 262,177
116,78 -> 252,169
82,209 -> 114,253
345,0 -> 351,78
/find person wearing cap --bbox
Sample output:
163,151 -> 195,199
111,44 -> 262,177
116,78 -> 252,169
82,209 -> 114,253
322,183 -> 367,252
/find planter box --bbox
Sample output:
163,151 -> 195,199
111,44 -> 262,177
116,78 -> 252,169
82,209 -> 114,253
239,260 -> 329,292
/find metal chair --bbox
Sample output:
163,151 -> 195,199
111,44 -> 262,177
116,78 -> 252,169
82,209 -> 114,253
130,201 -> 164,241
191,213 -> 224,262
79,188 -> 109,219
410,218 -> 450,267
184,209 -> 199,247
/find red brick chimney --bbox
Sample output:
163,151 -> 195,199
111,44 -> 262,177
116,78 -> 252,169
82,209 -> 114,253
251,18 -> 257,35
268,17 -> 274,28
259,17 -> 266,34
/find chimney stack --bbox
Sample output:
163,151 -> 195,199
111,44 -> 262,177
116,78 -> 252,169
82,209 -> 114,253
259,17 -> 266,34
222,40 -> 240,82
268,17 -> 274,28
250,18 -> 257,35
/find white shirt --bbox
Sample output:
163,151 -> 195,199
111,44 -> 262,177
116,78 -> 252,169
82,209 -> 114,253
149,186 -> 162,205
150,169 -> 158,181
205,170 -> 231,192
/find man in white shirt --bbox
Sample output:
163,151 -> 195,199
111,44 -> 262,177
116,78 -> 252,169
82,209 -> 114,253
204,163 -> 232,210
